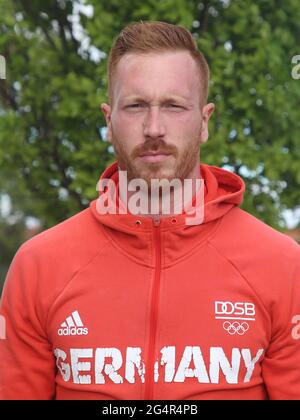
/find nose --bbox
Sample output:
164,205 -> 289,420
143,105 -> 166,139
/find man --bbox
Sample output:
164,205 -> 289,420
1,21 -> 300,400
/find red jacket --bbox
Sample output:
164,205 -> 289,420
1,162 -> 300,400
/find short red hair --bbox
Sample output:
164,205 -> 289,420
107,20 -> 210,107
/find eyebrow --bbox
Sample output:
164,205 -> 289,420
121,95 -> 190,103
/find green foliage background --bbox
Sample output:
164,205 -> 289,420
1,0 -> 300,292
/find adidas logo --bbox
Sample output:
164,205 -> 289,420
58,310 -> 88,336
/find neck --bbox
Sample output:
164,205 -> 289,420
118,163 -> 202,218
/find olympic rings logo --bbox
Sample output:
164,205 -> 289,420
223,321 -> 249,335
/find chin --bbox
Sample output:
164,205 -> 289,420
145,169 -> 176,183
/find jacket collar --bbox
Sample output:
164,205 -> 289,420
90,161 -> 245,267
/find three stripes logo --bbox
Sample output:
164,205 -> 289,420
58,310 -> 88,336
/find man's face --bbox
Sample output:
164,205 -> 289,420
101,51 -> 214,185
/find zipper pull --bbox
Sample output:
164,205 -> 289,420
153,215 -> 160,226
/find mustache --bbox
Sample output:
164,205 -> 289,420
132,140 -> 178,159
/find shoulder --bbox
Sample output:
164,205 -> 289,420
209,207 -> 300,303
211,206 -> 299,260
3,207 -> 110,321
18,206 -> 109,262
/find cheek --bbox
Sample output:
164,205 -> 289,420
166,115 -> 202,147
185,121 -> 202,145
113,111 -> 142,133
111,114 -> 142,149
166,112 -> 202,132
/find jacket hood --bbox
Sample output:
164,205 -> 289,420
89,160 -> 245,266
90,160 -> 245,224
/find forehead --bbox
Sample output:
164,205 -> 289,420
113,51 -> 199,101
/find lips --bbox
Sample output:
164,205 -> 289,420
138,153 -> 172,163
138,151 -> 171,157
139,152 -> 171,163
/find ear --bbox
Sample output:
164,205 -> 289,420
100,103 -> 112,143
200,102 -> 215,145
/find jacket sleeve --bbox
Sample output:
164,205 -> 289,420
261,241 -> 300,400
0,245 -> 56,400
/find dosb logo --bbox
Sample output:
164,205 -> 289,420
215,301 -> 256,318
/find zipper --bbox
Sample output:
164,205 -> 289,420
144,215 -> 161,400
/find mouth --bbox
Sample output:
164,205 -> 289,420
138,152 -> 172,163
